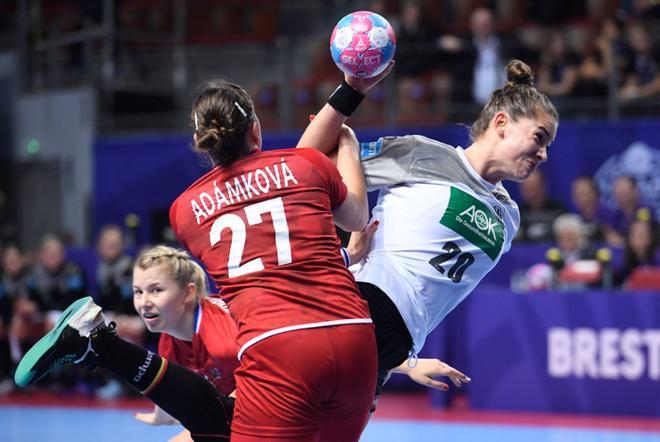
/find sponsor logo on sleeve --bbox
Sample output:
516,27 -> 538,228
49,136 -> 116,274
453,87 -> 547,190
359,140 -> 383,159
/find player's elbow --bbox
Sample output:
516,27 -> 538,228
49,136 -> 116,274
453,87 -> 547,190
336,217 -> 367,232
333,195 -> 368,232
344,211 -> 369,232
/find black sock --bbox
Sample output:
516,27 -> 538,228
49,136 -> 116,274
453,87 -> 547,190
148,362 -> 234,439
94,333 -> 164,392
94,333 -> 233,438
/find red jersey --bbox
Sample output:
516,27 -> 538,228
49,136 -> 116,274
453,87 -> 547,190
169,148 -> 371,356
158,297 -> 240,395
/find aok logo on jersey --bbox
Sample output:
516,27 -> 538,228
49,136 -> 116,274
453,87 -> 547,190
440,187 -> 504,261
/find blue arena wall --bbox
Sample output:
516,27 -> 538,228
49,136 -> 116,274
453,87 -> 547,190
93,119 -> 660,245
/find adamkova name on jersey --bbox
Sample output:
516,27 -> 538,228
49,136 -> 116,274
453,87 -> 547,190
440,187 -> 505,261
190,158 -> 299,224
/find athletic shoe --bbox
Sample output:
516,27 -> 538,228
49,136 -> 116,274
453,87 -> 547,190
14,296 -> 115,387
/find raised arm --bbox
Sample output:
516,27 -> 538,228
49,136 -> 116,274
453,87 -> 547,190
296,63 -> 394,154
332,124 -> 368,231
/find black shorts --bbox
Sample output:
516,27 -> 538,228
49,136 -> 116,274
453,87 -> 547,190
357,282 -> 413,374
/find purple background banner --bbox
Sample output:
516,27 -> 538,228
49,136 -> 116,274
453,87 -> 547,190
464,289 -> 660,416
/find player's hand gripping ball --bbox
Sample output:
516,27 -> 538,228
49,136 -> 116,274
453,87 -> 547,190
330,10 -> 396,78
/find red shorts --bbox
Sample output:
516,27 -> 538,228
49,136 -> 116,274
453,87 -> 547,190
231,324 -> 377,442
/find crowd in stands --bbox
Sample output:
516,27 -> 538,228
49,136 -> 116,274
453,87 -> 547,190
516,171 -> 660,292
0,225 -> 158,397
281,0 -> 660,125
5,0 -> 660,128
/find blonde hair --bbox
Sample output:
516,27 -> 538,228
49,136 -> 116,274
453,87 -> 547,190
134,245 -> 209,301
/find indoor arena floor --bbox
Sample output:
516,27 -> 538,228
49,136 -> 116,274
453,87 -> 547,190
1,392 -> 659,441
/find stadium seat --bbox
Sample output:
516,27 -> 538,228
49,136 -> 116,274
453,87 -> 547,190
625,267 -> 660,291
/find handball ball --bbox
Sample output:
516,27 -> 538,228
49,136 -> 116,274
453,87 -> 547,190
330,10 -> 396,78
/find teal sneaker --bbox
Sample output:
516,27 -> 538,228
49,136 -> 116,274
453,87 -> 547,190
14,296 -> 114,387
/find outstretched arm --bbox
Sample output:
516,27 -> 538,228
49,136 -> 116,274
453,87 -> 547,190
296,103 -> 350,155
296,63 -> 394,154
393,358 -> 471,391
333,125 -> 368,231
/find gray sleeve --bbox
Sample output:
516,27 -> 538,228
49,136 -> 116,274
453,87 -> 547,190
359,135 -> 417,191
359,135 -> 464,191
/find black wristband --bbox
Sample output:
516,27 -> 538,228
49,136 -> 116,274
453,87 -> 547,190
327,80 -> 365,116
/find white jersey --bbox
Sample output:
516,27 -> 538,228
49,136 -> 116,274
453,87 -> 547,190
353,135 -> 520,353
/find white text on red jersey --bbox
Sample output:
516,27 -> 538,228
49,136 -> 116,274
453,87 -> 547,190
190,158 -> 299,224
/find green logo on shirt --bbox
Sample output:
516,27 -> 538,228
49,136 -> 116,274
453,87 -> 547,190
440,187 -> 504,261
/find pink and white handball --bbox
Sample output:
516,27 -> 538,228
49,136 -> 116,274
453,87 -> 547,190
330,11 -> 396,78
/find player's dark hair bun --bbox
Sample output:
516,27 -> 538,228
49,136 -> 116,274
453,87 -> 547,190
195,125 -> 222,153
506,59 -> 534,87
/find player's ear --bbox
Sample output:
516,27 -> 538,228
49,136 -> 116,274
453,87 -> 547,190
493,112 -> 508,138
247,119 -> 262,152
185,282 -> 197,303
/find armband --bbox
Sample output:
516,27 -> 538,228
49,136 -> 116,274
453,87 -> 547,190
340,247 -> 351,267
327,80 -> 365,116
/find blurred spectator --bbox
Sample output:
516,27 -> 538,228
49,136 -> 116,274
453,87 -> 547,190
600,14 -> 630,57
24,235 -> 95,394
517,169 -> 567,242
536,29 -> 580,103
573,22 -> 611,100
0,245 -> 42,391
615,218 -> 660,287
0,245 -> 32,326
551,213 -> 598,266
94,225 -> 145,398
394,1 -> 442,123
95,225 -> 145,342
570,176 -> 608,243
95,225 -> 134,316
438,7 -> 517,110
28,234 -> 87,323
0,246 -> 21,390
618,21 -> 660,103
467,7 -> 507,105
628,0 -> 660,21
395,1 -> 437,79
601,175 -> 654,247
524,214 -> 600,291
572,14 -> 631,110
